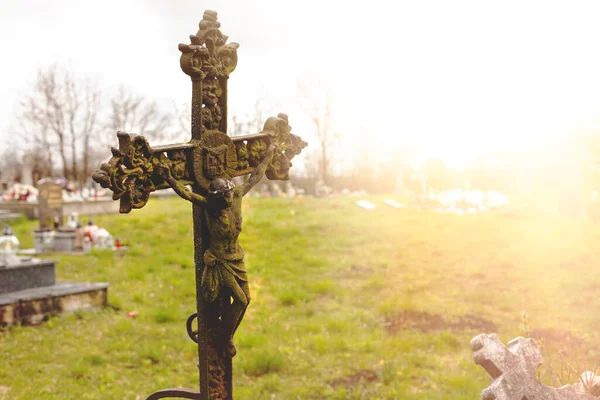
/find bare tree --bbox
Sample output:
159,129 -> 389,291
64,71 -> 101,186
109,86 -> 173,143
312,91 -> 334,184
0,143 -> 23,185
16,98 -> 53,174
230,98 -> 273,137
15,66 -> 183,187
172,101 -> 192,141
16,65 -> 101,186
80,82 -> 101,185
39,68 -> 68,180
297,82 -> 337,184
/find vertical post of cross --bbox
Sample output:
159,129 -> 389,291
178,9 -> 239,399
179,23 -> 208,400
218,72 -> 232,399
192,84 -> 209,399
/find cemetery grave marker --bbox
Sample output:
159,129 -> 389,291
37,181 -> 63,230
472,333 -> 600,399
92,10 -> 307,400
0,225 -> 108,328
33,182 -> 85,253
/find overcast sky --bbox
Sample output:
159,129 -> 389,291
2,0 -> 600,169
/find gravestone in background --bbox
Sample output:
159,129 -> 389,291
37,181 -> 63,229
33,181 -> 79,253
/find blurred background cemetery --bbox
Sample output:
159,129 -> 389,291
3,0 -> 600,399
3,1 -> 600,224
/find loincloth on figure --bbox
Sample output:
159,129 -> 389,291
201,248 -> 248,303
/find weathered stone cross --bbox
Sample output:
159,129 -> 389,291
472,333 -> 600,399
92,10 -> 306,400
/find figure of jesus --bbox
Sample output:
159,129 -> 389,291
157,141 -> 279,357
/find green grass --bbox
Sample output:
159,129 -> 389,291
1,195 -> 600,399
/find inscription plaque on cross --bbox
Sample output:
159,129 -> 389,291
92,10 -> 307,400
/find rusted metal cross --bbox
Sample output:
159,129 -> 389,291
92,10 -> 306,400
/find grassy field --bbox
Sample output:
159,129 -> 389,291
1,195 -> 600,399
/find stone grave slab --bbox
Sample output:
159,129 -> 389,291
0,281 -> 108,327
0,258 -> 55,294
0,255 -> 109,328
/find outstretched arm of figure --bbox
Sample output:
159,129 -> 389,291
156,164 -> 207,205
239,142 -> 278,196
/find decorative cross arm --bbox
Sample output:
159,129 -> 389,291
92,113 -> 307,213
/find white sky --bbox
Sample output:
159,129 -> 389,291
2,0 -> 600,170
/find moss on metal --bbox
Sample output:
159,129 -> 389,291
92,9 -> 307,400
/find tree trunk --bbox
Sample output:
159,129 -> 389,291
82,136 -> 90,188
58,134 -> 68,180
71,140 -> 78,185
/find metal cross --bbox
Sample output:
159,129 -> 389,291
92,10 -> 306,400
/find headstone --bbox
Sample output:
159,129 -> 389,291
53,230 -> 76,252
32,230 -> 52,253
33,189 -> 84,253
37,181 -> 63,230
472,333 -> 600,399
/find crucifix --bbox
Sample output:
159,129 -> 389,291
92,10 -> 307,400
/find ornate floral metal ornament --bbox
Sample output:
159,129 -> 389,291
92,10 -> 307,400
194,131 -> 237,187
